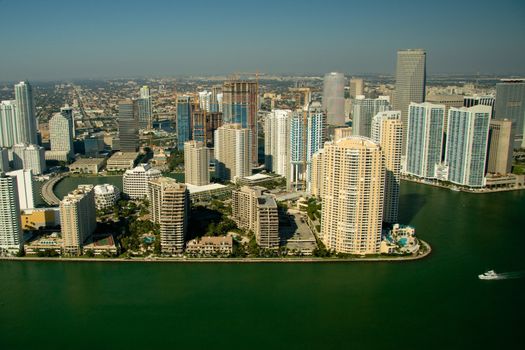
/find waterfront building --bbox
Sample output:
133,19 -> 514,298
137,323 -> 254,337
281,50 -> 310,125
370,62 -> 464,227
49,111 -> 74,160
177,95 -> 193,150
214,124 -> 252,182
123,163 -> 162,199
0,148 -> 9,172
118,99 -> 139,152
426,94 -> 464,131
323,72 -> 346,126
148,177 -> 189,254
14,81 -> 38,145
393,49 -> 426,154
0,100 -> 19,147
93,184 -> 121,210
495,79 -> 525,147
320,137 -> 384,255
445,105 -> 491,188
0,172 -> 23,255
60,185 -> 96,255
487,119 -> 514,175
6,169 -> 34,210
184,140 -> 209,186
138,86 -> 153,129
12,143 -> 46,175
185,236 -> 233,256
349,78 -> 364,99
264,109 -> 291,177
222,80 -> 259,165
405,103 -> 445,179
352,96 -> 390,138
333,127 -> 353,142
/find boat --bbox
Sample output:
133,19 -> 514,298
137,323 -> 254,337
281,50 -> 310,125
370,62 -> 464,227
478,270 -> 499,280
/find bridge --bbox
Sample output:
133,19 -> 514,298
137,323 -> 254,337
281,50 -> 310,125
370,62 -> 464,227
40,173 -> 67,206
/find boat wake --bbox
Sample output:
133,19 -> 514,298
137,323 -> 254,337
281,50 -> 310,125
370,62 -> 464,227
496,271 -> 525,280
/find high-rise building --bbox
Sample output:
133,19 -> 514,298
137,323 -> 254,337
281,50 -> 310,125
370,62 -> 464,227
214,124 -> 252,182
6,169 -> 34,210
321,137 -> 384,254
118,99 -> 139,152
60,105 -> 75,138
495,79 -> 525,147
12,143 -> 46,175
123,163 -> 162,199
393,49 -> 426,154
14,81 -> 38,145
60,185 -> 96,255
0,100 -> 19,147
371,112 -> 403,223
0,148 -> 9,172
426,94 -> 464,131
49,111 -> 74,160
0,172 -> 23,255
445,106 -> 491,188
184,140 -> 209,186
264,109 -> 291,177
323,72 -> 346,126
352,96 -> 391,137
148,177 -> 189,254
177,95 -> 193,150
222,80 -> 258,166
405,103 -> 445,179
137,86 -> 153,129
210,86 -> 223,113
310,149 -> 325,198
205,112 -> 223,147
487,119 -> 514,175
349,78 -> 364,99
198,90 -> 212,112
463,95 -> 495,109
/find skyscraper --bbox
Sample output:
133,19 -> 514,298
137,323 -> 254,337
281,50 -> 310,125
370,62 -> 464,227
222,80 -> 258,166
0,172 -> 23,255
405,103 -> 445,179
323,72 -> 346,126
487,119 -> 514,175
60,185 -> 96,255
446,106 -> 491,188
0,100 -> 19,147
426,94 -> 464,132
349,78 -> 364,99
148,177 -> 189,254
138,85 -> 153,129
14,81 -> 38,145
0,148 -> 9,172
177,95 -> 193,150
49,111 -> 74,160
494,79 -> 525,147
118,99 -> 139,152
352,96 -> 390,138
264,109 -> 291,177
393,49 -> 426,154
6,169 -> 35,210
12,143 -> 46,175
60,105 -> 75,138
184,140 -> 209,186
321,137 -> 384,255
214,124 -> 252,182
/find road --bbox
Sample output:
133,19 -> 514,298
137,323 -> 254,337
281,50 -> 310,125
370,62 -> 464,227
41,173 -> 67,205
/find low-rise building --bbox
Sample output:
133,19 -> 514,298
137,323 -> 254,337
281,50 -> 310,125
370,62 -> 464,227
24,233 -> 62,255
106,152 -> 139,171
69,158 -> 107,174
185,236 -> 233,256
380,224 -> 419,255
21,208 -> 60,230
82,235 -> 118,256
94,184 -> 120,210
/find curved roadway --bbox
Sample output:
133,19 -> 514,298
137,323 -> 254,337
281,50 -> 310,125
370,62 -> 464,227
41,173 -> 67,206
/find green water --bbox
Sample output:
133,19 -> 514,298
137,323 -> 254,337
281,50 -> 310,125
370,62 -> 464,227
2,182 -> 524,349
53,175 -> 124,200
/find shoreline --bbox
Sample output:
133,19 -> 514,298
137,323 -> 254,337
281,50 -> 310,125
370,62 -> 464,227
401,177 -> 525,194
1,240 -> 431,264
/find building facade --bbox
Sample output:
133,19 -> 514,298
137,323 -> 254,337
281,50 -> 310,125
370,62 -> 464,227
184,140 -> 209,186
214,124 -> 252,182
94,184 -> 121,210
12,143 -> 46,175
60,185 -> 96,255
138,85 -> 153,129
6,169 -> 34,210
14,81 -> 38,145
323,72 -> 346,126
0,172 -> 23,255
494,79 -> 525,147
123,163 -> 162,199
118,99 -> 139,152
487,119 -> 514,175
352,96 -> 391,138
177,95 -> 193,150
264,109 -> 291,177
0,100 -> 19,148
49,111 -> 74,160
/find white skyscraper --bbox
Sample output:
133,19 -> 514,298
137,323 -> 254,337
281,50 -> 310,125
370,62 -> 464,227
14,81 -> 38,145
323,72 -> 346,126
352,96 -> 391,138
445,105 -> 491,188
12,143 -> 46,175
214,124 -> 252,182
6,169 -> 35,210
0,172 -> 23,255
264,109 -> 291,177
0,100 -> 20,148
123,163 -> 162,199
49,111 -> 74,160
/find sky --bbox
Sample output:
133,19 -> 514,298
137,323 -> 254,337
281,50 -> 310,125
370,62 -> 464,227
0,0 -> 524,80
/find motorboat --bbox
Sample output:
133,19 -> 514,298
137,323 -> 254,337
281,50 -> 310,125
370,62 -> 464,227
479,270 -> 499,280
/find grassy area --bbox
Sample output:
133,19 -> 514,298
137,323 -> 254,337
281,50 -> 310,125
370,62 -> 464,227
512,163 -> 525,175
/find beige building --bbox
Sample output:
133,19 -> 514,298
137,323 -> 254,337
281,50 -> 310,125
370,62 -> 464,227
60,185 -> 96,255
426,94 -> 464,130
184,140 -> 209,186
321,137 -> 384,255
185,236 -> 233,256
69,158 -> 107,174
106,152 -> 138,171
214,124 -> 252,182
349,78 -> 364,99
21,208 -> 60,230
333,127 -> 353,141
123,163 -> 162,199
311,149 -> 325,198
149,177 -> 189,254
487,119 -> 514,175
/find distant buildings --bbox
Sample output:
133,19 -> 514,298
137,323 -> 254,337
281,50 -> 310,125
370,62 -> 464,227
321,137 -> 384,255
149,177 -> 189,254
137,85 -> 153,129
14,81 -> 38,145
69,158 -> 106,174
117,99 -> 139,152
349,78 -> 364,99
214,124 -> 252,182
12,143 -> 46,175
352,96 -> 390,138
106,152 -> 138,171
60,185 -> 96,255
323,72 -> 345,126
6,169 -> 34,210
49,111 -> 74,160
487,119 -> 514,175
495,79 -> 525,147
310,149 -> 325,198
176,95 -> 192,150
184,140 -> 209,186
0,100 -> 19,148
94,184 -> 120,210
123,163 -> 162,199
264,109 -> 291,177
426,94 -> 464,131
0,172 -> 23,255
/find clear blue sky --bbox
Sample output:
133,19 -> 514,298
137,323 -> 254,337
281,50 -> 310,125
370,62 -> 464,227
0,0 -> 524,80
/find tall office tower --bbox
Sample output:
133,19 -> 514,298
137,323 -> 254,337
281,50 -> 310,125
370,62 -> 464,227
49,111 -> 74,160
333,127 -> 353,141
60,185 -> 96,255
191,109 -> 206,144
148,177 -> 189,254
210,86 -> 222,113
264,109 -> 291,176
222,80 -> 259,166
393,49 -> 426,154
495,79 -> 525,147
184,140 -> 209,186
14,81 -> 38,145
371,112 -> 403,223
0,100 -> 19,147
405,103 -> 445,179
445,106 -> 491,188
12,143 -> 46,175
6,169 -> 34,210
60,105 -> 75,138
310,149 -> 325,198
123,163 -> 162,199
487,119 -> 514,174
352,96 -> 390,137
463,95 -> 495,108
137,86 -> 153,129
177,95 -> 193,150
0,148 -> 9,172
214,124 -> 252,182
426,94 -> 464,131
0,172 -> 23,255
118,99 -> 139,152
289,102 -> 326,191
321,137 -> 384,254
349,78 -> 364,99
205,112 -> 223,147
198,90 -> 212,112
323,72 -> 345,126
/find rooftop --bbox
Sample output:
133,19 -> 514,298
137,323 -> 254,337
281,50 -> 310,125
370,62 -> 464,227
185,183 -> 227,194
71,158 -> 106,166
